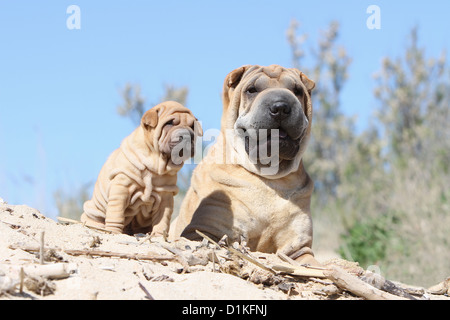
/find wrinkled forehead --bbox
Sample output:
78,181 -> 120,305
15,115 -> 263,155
246,66 -> 300,89
163,110 -> 195,124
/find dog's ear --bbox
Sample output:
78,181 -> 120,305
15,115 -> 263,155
225,65 -> 250,89
300,72 -> 315,93
291,68 -> 315,94
297,72 -> 315,95
222,65 -> 254,110
141,108 -> 159,129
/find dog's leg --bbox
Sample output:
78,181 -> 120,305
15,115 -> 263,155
150,193 -> 173,237
105,174 -> 131,233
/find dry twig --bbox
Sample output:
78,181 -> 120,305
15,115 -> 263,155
195,230 -> 276,275
57,217 -> 112,233
361,271 -> 420,300
272,263 -> 327,278
428,277 -> 450,295
324,266 -> 408,300
20,263 -> 76,280
9,244 -> 175,262
39,231 -> 45,265
138,282 -> 155,300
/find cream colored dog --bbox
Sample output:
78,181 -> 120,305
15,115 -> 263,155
171,65 -> 318,265
81,101 -> 202,235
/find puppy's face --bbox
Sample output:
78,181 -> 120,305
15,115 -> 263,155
223,65 -> 315,177
141,101 -> 203,165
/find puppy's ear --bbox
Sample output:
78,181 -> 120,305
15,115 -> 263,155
194,118 -> 203,137
141,108 -> 159,129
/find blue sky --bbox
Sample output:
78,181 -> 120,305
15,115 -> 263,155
1,1 -> 449,218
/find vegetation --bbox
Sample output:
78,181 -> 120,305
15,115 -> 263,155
288,20 -> 450,287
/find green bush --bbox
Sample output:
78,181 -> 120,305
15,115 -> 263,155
338,215 -> 396,269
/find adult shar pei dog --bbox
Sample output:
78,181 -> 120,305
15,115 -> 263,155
171,65 -> 319,265
81,101 -> 203,235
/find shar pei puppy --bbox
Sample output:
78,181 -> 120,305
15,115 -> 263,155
171,65 -> 319,265
81,101 -> 203,235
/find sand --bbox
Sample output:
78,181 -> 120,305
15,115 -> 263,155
0,202 -> 448,301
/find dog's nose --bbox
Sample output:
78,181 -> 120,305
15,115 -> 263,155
269,101 -> 291,120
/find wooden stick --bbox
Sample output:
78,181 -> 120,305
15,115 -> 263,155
56,217 -> 80,224
19,267 -> 24,293
309,277 -> 334,285
272,263 -> 327,278
159,243 -> 190,272
57,217 -> 112,233
361,271 -> 419,300
39,231 -> 45,265
194,230 -> 221,249
229,246 -> 277,275
277,251 -> 328,270
138,282 -> 155,300
428,277 -> 450,295
212,248 -> 216,273
277,252 -> 301,266
21,263 -> 75,279
9,244 -> 175,262
324,266 -> 408,300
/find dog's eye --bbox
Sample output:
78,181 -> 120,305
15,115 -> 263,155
294,86 -> 304,97
165,120 -> 174,126
246,86 -> 257,94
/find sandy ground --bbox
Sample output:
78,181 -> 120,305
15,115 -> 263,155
0,202 -> 448,301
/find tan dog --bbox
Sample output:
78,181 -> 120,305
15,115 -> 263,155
81,101 -> 202,235
171,65 -> 318,265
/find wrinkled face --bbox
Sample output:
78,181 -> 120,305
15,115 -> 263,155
141,102 -> 203,166
223,65 -> 315,177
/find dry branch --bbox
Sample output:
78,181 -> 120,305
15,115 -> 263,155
9,244 -> 175,262
21,263 -> 76,279
272,263 -> 327,278
324,266 -> 408,300
138,282 -> 155,300
428,277 -> 450,295
361,271 -> 421,300
57,217 -> 112,233
39,231 -> 45,265
195,230 -> 276,275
